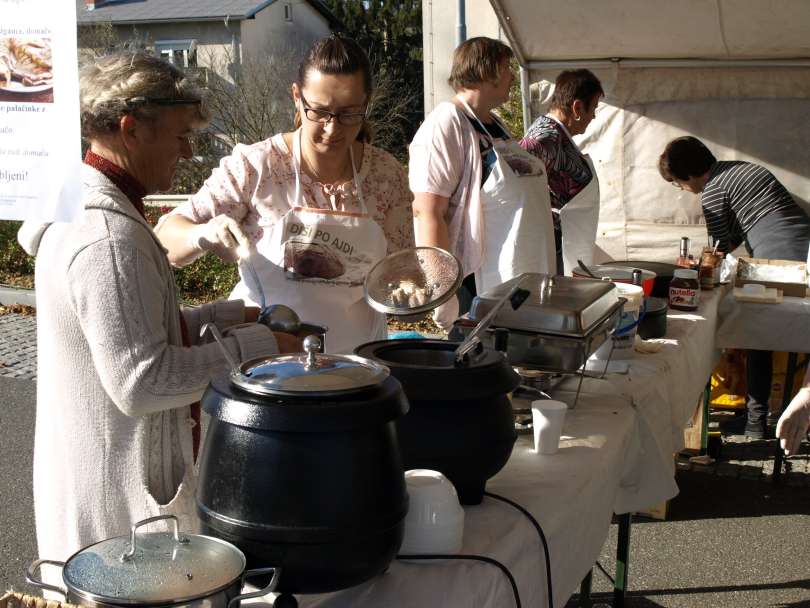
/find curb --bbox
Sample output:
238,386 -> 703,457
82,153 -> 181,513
0,286 -> 36,308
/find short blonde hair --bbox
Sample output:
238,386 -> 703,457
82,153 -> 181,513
79,51 -> 210,139
448,37 -> 513,91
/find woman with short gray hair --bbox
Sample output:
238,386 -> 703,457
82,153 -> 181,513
18,51 -> 296,587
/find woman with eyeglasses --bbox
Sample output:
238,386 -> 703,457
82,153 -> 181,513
17,51 -> 288,588
157,36 -> 413,353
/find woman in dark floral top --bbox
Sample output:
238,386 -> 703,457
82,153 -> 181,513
520,70 -> 604,271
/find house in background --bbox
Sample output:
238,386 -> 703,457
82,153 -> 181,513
75,0 -> 342,199
75,0 -> 341,82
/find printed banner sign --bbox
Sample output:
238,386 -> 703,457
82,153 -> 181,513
0,0 -> 82,221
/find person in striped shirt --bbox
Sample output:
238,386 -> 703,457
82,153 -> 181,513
659,136 -> 810,439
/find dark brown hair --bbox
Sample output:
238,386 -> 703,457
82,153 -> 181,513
294,34 -> 373,142
549,69 -> 604,115
658,136 -> 717,181
448,37 -> 513,91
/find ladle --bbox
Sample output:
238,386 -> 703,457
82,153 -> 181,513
258,304 -> 302,334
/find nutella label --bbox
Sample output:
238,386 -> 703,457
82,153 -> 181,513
669,286 -> 699,309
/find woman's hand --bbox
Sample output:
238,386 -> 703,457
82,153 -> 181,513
432,296 -> 460,332
273,332 -> 303,353
188,215 -> 252,263
776,387 -> 810,456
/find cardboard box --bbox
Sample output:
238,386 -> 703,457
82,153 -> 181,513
734,257 -> 808,298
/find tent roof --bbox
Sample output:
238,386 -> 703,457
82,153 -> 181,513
490,0 -> 810,64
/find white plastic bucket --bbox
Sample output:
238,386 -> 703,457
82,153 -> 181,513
592,283 -> 645,361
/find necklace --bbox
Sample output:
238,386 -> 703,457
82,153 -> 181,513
301,143 -> 353,186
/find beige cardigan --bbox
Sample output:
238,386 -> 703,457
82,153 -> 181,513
19,165 -> 278,578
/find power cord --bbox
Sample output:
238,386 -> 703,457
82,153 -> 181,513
396,554 -> 521,608
484,491 -> 553,608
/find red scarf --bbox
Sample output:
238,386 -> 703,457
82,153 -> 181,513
83,149 -> 202,460
83,150 -> 148,219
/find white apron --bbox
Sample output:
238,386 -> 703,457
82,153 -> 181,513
231,130 -> 388,354
458,99 -> 556,293
559,153 -> 600,275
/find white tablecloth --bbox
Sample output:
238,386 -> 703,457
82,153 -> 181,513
296,391 -> 638,608
716,290 -> 810,353
563,289 -> 723,513
258,291 -> 726,608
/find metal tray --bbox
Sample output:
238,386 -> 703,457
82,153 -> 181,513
455,298 -> 624,372
468,273 -> 618,336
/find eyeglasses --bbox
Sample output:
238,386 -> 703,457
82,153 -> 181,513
299,92 -> 367,126
125,96 -> 201,108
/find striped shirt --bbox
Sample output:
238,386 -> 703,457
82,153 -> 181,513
701,161 -> 801,252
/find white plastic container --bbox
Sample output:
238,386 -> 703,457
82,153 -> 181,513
592,283 -> 644,361
531,400 -> 568,454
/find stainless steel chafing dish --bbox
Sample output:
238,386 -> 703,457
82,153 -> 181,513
453,273 -> 625,373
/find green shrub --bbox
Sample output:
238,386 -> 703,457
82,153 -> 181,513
0,221 -> 35,288
0,211 -> 238,302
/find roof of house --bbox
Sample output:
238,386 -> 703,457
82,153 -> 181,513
76,0 -> 341,28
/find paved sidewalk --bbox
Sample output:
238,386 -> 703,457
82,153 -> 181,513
0,313 -> 36,380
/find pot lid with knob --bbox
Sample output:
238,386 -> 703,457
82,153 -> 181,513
202,326 -> 390,397
25,515 -> 275,606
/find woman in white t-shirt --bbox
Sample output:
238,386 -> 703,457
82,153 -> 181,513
409,37 -> 555,327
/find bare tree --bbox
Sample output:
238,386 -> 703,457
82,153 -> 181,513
200,44 -> 299,149
366,57 -> 420,160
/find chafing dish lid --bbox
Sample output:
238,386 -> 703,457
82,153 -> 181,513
468,273 -> 618,335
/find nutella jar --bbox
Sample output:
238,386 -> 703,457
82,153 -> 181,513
669,268 -> 700,311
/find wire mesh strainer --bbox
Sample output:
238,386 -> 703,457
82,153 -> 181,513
364,247 -> 463,316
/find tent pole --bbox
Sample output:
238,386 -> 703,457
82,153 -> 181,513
519,65 -> 531,134
456,0 -> 466,46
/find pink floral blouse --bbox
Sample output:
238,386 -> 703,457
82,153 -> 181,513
171,133 -> 414,254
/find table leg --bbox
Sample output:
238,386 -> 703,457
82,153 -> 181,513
700,382 -> 711,455
579,569 -> 593,608
773,352 -> 799,482
612,513 -> 632,607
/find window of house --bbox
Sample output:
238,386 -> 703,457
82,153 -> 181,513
284,3 -> 293,22
155,39 -> 198,68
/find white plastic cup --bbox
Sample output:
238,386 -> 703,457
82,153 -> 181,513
532,400 -> 568,454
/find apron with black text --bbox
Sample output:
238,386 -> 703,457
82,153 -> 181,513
231,130 -> 388,353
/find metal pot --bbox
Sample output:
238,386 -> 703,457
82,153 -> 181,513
606,260 -> 680,299
355,339 -> 520,505
197,335 -> 409,596
26,515 -> 278,608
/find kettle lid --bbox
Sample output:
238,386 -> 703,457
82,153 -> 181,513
233,335 -> 389,396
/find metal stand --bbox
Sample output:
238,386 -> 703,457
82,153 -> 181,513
612,513 -> 632,608
579,569 -> 593,607
700,382 -> 711,455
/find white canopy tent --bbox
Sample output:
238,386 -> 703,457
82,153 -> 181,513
489,0 -> 810,262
